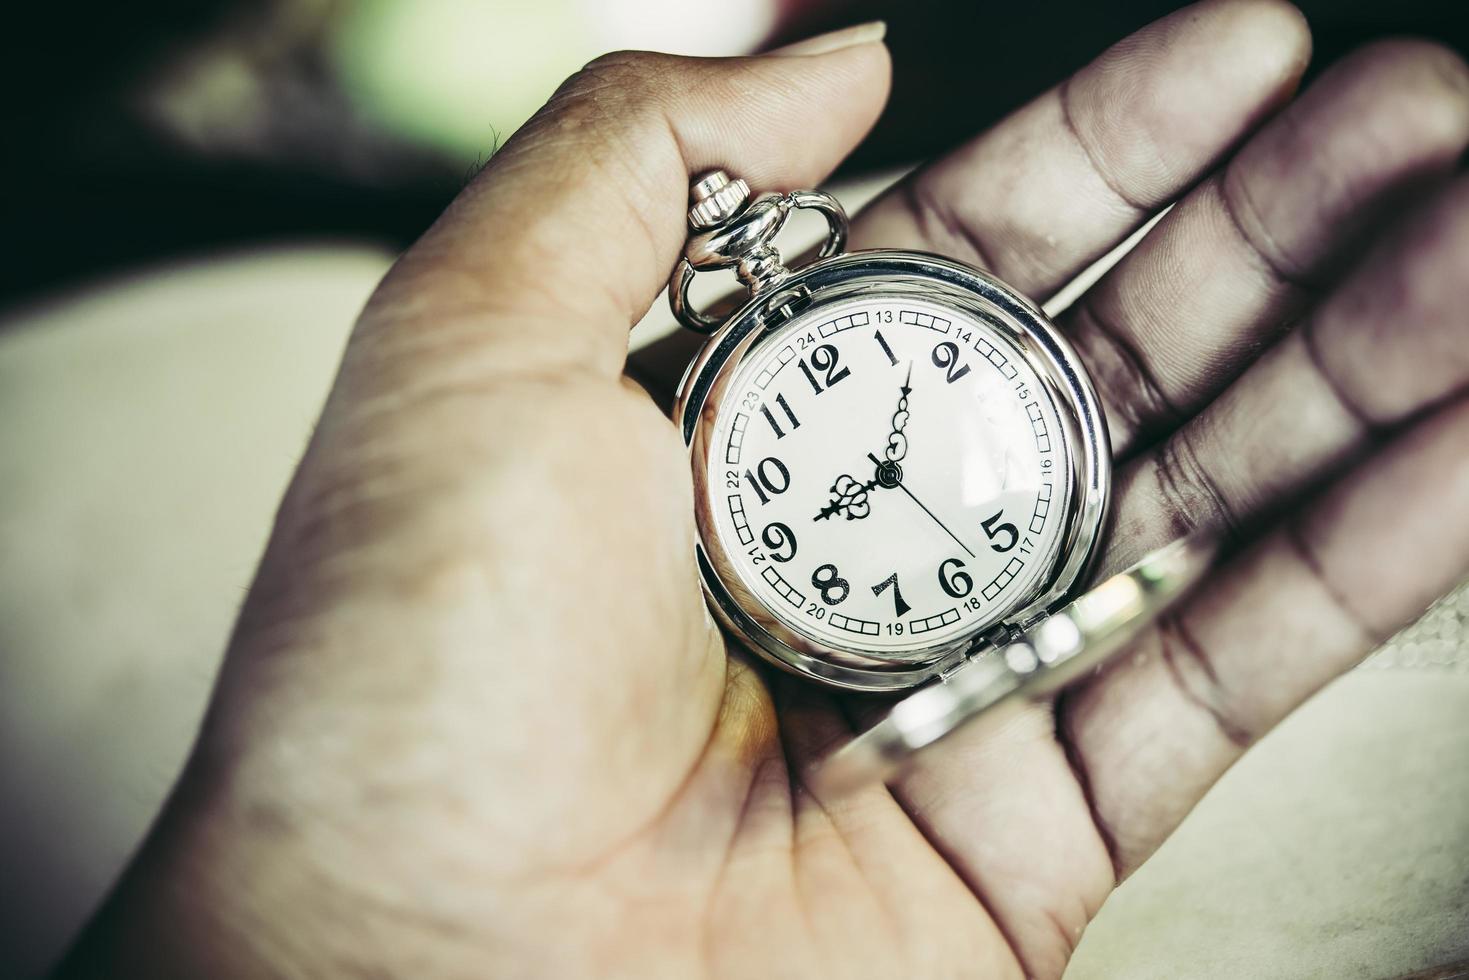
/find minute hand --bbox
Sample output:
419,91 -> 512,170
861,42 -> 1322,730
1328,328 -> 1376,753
867,452 -> 976,558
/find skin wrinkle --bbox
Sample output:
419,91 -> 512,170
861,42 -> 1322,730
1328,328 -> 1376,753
1070,297 -> 1182,447
899,173 -> 1003,275
780,702 -> 909,959
869,731 -> 1100,978
1151,415 -> 1245,539
840,794 -> 1026,980
706,743 -> 813,977
1057,74 -> 1151,213
781,795 -> 815,979
1054,687 -> 1127,882
1155,613 -> 1253,748
284,376 -> 640,573
1283,514 -> 1379,646
703,748 -> 780,964
1219,162 -> 1321,291
1298,313 -> 1384,433
338,359 -> 619,432
826,696 -> 984,914
559,625 -> 731,885
795,799 -> 908,965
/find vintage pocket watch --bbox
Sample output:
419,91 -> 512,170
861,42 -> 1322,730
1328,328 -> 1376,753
669,171 -> 1214,791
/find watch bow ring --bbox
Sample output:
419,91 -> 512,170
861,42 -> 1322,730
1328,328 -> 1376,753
669,170 -> 1216,791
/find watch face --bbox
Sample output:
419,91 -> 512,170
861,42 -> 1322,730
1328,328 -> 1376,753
705,295 -> 1072,659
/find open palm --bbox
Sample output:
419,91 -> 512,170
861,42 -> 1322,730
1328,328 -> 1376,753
66,3 -> 1469,977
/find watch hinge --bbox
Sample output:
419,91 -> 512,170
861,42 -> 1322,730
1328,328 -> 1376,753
942,622 -> 1023,681
756,284 -> 812,331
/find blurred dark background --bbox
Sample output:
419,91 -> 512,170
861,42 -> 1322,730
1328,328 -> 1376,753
3,0 -> 1465,310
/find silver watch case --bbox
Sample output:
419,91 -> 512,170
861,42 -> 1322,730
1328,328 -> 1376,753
674,250 -> 1111,693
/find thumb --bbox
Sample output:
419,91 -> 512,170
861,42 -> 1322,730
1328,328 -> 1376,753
359,27 -> 891,381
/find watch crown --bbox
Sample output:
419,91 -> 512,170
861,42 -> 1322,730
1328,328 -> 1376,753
688,170 -> 751,230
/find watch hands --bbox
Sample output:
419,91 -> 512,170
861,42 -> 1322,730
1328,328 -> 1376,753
884,362 -> 912,464
813,363 -> 917,522
813,471 -> 879,521
866,453 -> 977,558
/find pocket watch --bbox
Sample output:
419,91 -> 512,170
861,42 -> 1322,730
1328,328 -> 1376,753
669,171 -> 1215,791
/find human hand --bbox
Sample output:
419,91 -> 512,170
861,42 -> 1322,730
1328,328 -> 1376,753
66,3 -> 1469,977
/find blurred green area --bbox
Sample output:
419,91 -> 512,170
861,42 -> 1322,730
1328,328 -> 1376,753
331,0 -> 592,161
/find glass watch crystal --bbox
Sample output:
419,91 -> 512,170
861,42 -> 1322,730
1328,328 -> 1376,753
706,294 -> 1070,658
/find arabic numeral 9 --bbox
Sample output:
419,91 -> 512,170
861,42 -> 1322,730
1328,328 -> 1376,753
761,522 -> 797,563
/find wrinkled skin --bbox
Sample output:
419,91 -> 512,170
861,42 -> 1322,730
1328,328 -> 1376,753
64,3 -> 1469,977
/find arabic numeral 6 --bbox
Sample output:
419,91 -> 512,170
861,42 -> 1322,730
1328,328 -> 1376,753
938,557 -> 974,598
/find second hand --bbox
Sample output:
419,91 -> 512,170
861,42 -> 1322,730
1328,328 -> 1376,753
867,453 -> 976,558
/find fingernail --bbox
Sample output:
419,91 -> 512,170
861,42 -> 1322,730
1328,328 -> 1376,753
770,20 -> 887,57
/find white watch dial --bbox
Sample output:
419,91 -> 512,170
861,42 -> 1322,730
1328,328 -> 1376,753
707,297 -> 1072,657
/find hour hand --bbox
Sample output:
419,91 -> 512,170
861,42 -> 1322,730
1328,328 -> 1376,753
813,471 -> 879,522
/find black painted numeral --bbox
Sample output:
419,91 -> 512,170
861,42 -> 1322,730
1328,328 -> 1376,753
981,511 -> 1019,553
743,457 -> 790,505
798,343 -> 852,395
872,572 -> 911,616
759,393 -> 800,439
873,329 -> 899,366
812,563 -> 851,605
938,558 -> 974,598
931,341 -> 972,384
761,522 -> 798,563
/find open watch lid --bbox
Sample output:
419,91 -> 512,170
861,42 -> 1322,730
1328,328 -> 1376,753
813,532 -> 1219,794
